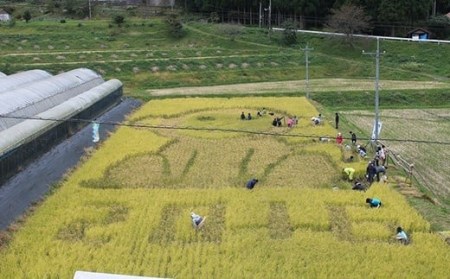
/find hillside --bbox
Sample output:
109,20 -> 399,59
1,19 -> 449,102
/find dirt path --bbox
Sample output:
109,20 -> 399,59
146,79 -> 450,96
0,98 -> 141,230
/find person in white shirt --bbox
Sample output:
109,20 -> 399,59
395,227 -> 409,245
191,212 -> 206,229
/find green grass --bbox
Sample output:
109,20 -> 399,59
1,19 -> 449,101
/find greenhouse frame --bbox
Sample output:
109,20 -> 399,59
0,68 -> 123,185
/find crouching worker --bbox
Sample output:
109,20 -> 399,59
343,167 -> 355,181
191,212 -> 206,229
395,227 -> 409,245
311,116 -> 321,126
352,180 -> 366,191
366,197 -> 382,208
246,178 -> 259,190
357,145 -> 367,158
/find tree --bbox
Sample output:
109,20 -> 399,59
281,19 -> 297,45
23,10 -> 32,23
63,0 -> 89,18
377,0 -> 432,36
427,15 -> 450,39
113,15 -> 125,27
166,13 -> 185,39
327,3 -> 372,43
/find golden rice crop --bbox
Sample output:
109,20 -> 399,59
0,97 -> 448,278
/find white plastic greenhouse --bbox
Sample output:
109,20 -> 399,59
0,69 -> 53,94
0,68 -> 123,185
0,68 -> 104,131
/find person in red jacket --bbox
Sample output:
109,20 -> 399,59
336,132 -> 343,145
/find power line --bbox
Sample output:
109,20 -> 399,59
1,114 -> 450,146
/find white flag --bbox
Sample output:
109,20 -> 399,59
92,122 -> 100,143
371,121 -> 382,141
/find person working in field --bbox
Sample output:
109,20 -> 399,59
272,117 -> 283,127
346,155 -> 355,163
336,132 -> 343,145
246,178 -> 259,190
335,112 -> 339,129
272,118 -> 278,127
395,227 -> 409,245
366,161 -> 377,184
240,112 -> 246,120
352,180 -> 366,191
311,115 -> 321,126
287,117 -> 294,128
357,145 -> 367,158
257,108 -> 267,117
350,131 -> 357,145
366,197 -> 382,208
375,165 -> 387,182
343,167 -> 355,181
191,212 -> 206,229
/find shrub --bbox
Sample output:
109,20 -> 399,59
217,23 -> 244,41
166,13 -> 185,39
281,19 -> 297,46
23,10 -> 31,23
113,15 -> 125,27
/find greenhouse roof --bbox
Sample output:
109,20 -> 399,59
0,70 -> 53,94
0,68 -> 104,131
0,79 -> 122,155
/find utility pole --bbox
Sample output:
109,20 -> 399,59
363,37 -> 385,145
301,43 -> 313,99
268,0 -> 272,38
432,0 -> 437,16
88,0 -> 92,19
259,2 -> 262,28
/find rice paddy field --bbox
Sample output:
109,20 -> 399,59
1,97 -> 449,278
344,108 -> 450,231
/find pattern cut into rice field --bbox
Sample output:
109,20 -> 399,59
0,97 -> 449,278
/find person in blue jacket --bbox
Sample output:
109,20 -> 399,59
366,197 -> 382,208
246,178 -> 259,190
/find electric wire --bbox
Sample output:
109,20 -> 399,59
1,114 -> 450,145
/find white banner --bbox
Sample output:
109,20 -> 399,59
371,121 -> 382,141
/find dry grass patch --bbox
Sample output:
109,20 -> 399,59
344,108 -> 450,199
146,79 -> 450,96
